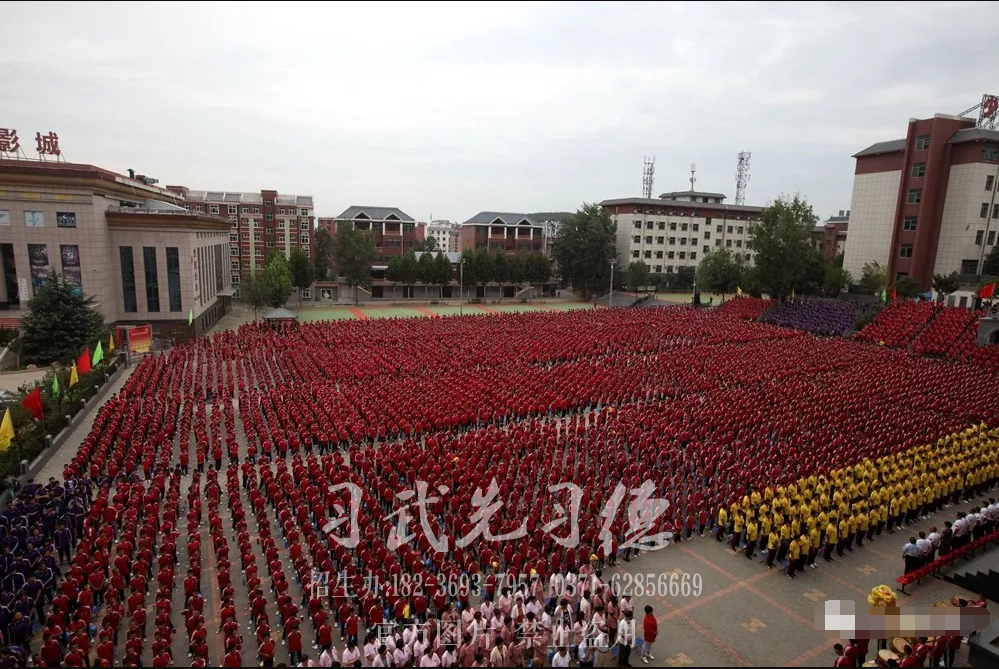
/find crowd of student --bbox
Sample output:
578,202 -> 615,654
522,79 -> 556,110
0,306 -> 996,667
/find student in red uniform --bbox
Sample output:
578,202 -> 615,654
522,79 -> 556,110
259,635 -> 276,668
833,643 -> 852,668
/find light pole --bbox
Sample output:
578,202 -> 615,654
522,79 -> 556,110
609,258 -> 616,308
459,260 -> 464,316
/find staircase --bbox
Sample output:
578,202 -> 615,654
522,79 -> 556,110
940,550 -> 999,602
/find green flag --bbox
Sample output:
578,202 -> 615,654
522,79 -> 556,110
880,288 -> 887,302
92,341 -> 104,366
188,308 -> 193,326
52,373 -> 59,398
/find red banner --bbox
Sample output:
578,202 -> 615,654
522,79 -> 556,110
128,325 -> 152,354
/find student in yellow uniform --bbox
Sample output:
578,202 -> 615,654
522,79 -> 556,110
744,520 -> 759,560
776,522 -> 791,563
765,530 -> 779,569
824,517 -> 838,562
787,537 -> 801,579
836,516 -> 850,557
808,524 -> 821,568
857,509 -> 870,547
730,512 -> 745,552
715,506 -> 728,542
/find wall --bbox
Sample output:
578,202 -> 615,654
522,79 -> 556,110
842,170 -> 901,279
935,162 -> 999,276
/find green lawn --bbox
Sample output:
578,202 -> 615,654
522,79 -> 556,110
295,302 -> 600,322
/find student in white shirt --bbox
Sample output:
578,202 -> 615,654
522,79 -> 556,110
371,645 -> 393,667
419,649 -> 441,667
341,640 -> 361,667
364,636 -> 379,666
440,646 -> 457,667
616,609 -> 637,666
552,646 -> 571,667
319,647 -> 337,668
392,643 -> 410,667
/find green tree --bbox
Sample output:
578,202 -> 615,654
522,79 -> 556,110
288,248 -> 315,306
239,272 -> 270,320
627,261 -> 651,291
896,275 -> 921,299
491,251 -> 509,284
20,273 -> 105,365
421,236 -> 439,253
508,254 -> 526,285
695,248 -> 744,298
552,203 -> 616,299
860,261 -> 889,295
982,244 -> 999,276
386,256 -> 404,300
674,266 -> 696,290
263,251 -> 293,308
524,253 -> 551,287
823,263 -> 852,296
932,272 -> 961,298
433,252 -> 453,298
332,227 -> 377,305
399,251 -> 419,297
313,228 -> 335,281
417,252 -> 436,291
747,194 -> 821,299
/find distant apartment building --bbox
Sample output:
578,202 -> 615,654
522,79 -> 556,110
459,212 -> 545,254
812,210 -> 849,261
318,206 -> 425,262
842,112 -> 999,289
427,220 -> 461,252
166,186 -> 314,289
600,190 -> 763,275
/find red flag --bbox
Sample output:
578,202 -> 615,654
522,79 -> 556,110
77,348 -> 92,375
980,282 -> 996,300
114,326 -> 123,346
21,387 -> 43,421
891,288 -> 897,301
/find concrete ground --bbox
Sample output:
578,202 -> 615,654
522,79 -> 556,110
0,367 -> 48,393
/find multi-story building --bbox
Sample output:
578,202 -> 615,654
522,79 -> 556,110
319,206 -> 425,261
812,210 -> 850,261
166,186 -> 314,289
427,220 -> 461,252
0,159 -> 232,338
599,190 -> 763,275
843,113 -> 999,289
459,212 -> 546,254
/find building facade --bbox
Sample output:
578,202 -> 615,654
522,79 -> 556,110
459,212 -> 545,254
600,191 -> 763,275
0,159 -> 232,338
843,114 -> 999,289
319,207 -> 425,262
427,220 -> 461,253
813,210 -> 849,261
166,186 -> 314,290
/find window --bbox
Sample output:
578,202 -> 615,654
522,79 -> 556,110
635,207 -> 644,214
911,163 -> 926,178
656,251 -> 663,258
227,205 -> 238,215
301,288 -> 311,298
301,222 -> 310,230
265,200 -> 274,206
230,233 -> 239,242
737,226 -> 744,235
267,241 -> 274,248
231,261 -> 240,271
645,221 -> 653,229
230,247 -> 239,256
716,224 -> 722,233
994,203 -> 999,219
241,206 -> 249,214
715,239 -> 722,247
143,247 -> 161,312
666,266 -> 674,273
231,275 -> 240,284
656,236 -> 665,244
704,231 -> 711,240
278,208 -> 286,215
300,208 -> 309,216
631,250 -> 639,258
208,205 -> 219,215
903,217 -> 917,231
989,230 -> 996,245
907,189 -> 921,204
166,247 -> 182,312
654,265 -> 662,273
982,203 -> 990,218
254,233 -> 262,242
961,259 -> 979,274
265,213 -> 274,220
679,252 -> 686,260
668,251 -> 675,259
727,226 -> 733,234
692,223 -> 699,232
690,252 -> 697,260
681,223 -> 688,231
266,227 -> 274,235
669,237 -> 676,245
736,240 -> 743,248
975,230 -> 984,245
703,245 -> 710,253
56,212 -> 76,228
645,236 -> 652,244
633,235 -> 641,244
984,146 -> 999,162
195,205 -> 204,212
988,175 -> 996,191
301,233 -> 309,244
634,221 -> 641,229
119,247 -> 137,313
726,239 -> 732,247
899,244 -> 913,258
680,238 -> 687,245
643,250 -> 651,258
915,135 -> 931,150
658,222 -> 665,230
255,249 -> 263,257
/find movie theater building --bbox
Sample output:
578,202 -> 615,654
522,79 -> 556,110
0,159 -> 233,339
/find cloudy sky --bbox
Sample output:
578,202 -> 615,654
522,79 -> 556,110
2,1 -> 997,222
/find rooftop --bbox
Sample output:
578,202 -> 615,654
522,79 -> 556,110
181,190 -> 314,206
658,190 -> 727,200
462,212 -> 543,226
599,196 -> 764,213
0,158 -> 184,202
335,206 -> 415,222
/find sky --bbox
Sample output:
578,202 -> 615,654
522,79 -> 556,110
3,1 -> 998,223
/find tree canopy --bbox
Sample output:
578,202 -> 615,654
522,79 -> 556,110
552,203 -> 616,299
312,228 -> 335,281
432,252 -> 453,296
524,253 -> 552,286
421,236 -> 439,253
263,251 -> 293,308
239,272 -> 269,319
747,194 -> 822,299
626,261 -> 651,291
695,248 -> 744,297
932,272 -> 961,296
288,248 -> 315,305
20,273 -> 105,365
332,226 -> 378,304
896,275 -> 921,299
860,261 -> 889,295
823,263 -> 852,296
983,243 -> 999,277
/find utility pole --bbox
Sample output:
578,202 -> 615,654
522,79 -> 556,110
609,258 -> 616,307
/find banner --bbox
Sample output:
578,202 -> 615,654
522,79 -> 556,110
27,244 -> 49,288
128,324 -> 152,354
60,244 -> 82,296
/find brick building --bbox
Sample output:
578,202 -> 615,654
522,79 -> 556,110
166,186 -> 314,290
812,210 -> 850,261
843,113 -> 999,289
459,212 -> 545,254
318,206 -> 425,262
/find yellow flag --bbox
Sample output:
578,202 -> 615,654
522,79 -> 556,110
0,408 -> 13,451
108,332 -> 115,352
736,286 -> 743,296
69,362 -> 79,388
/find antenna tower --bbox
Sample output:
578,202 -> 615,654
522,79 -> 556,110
689,163 -> 697,192
958,93 -> 999,130
735,151 -> 751,206
642,156 -> 655,199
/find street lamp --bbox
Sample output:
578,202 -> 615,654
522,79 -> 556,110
609,258 -> 617,308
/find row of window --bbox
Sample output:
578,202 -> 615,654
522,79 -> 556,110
979,203 -> 999,219
633,256 -> 753,275
975,230 -> 998,246
203,204 -> 311,216
633,220 -> 748,236
0,210 -> 78,228
633,208 -> 758,221
120,246 -> 182,314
